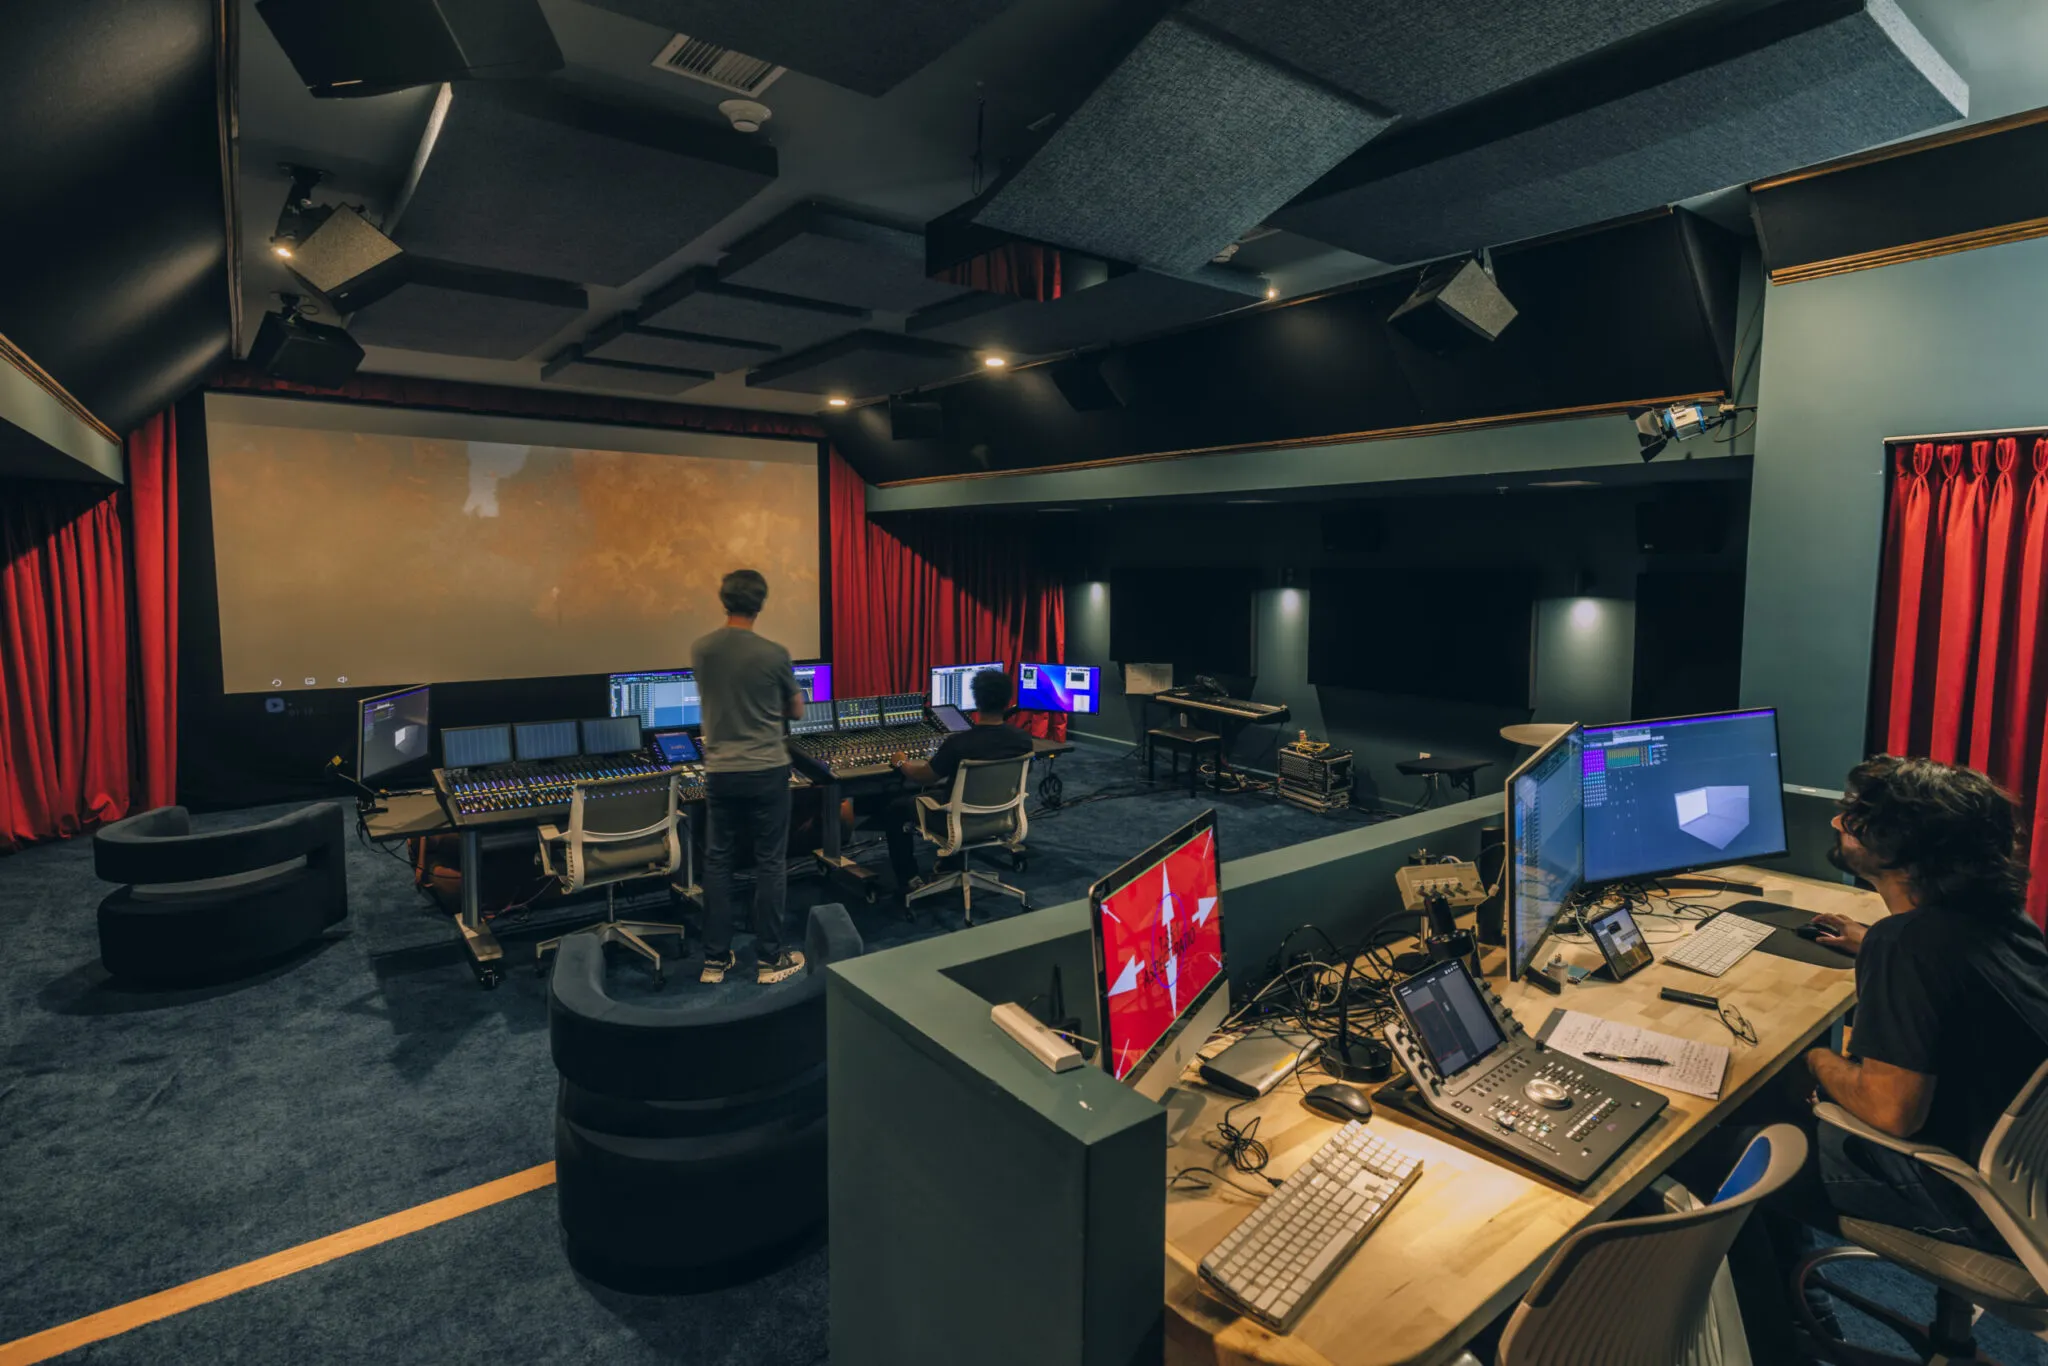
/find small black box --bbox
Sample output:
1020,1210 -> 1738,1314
250,311 -> 364,388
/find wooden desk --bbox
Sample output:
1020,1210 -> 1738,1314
1163,867 -> 1884,1366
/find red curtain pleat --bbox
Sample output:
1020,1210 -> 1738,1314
0,412 -> 182,852
1872,434 -> 2048,926
828,451 -> 1067,740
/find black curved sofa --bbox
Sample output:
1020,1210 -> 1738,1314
549,902 -> 864,1290
93,804 -> 349,984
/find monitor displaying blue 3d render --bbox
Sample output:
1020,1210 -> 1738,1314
1017,662 -> 1099,714
1506,724 -> 1584,980
1582,708 -> 1787,883
930,662 -> 1001,709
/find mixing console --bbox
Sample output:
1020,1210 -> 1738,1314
789,695 -> 946,782
436,753 -> 701,828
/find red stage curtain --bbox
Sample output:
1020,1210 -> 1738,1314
1871,434 -> 2048,924
829,451 -> 1067,739
0,412 -> 181,851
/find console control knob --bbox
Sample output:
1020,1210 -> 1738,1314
1524,1078 -> 1573,1110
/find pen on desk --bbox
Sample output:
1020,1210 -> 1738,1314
1585,1051 -> 1670,1066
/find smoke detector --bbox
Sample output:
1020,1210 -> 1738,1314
719,98 -> 772,133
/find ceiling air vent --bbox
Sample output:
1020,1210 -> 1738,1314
651,33 -> 785,97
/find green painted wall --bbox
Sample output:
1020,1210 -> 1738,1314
1742,235 -> 2048,787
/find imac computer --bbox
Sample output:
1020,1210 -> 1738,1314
930,661 -> 1002,710
1017,662 -> 1100,714
1582,708 -> 1788,885
1505,724 -> 1584,980
609,669 -> 699,729
442,724 -> 513,770
357,684 -> 431,786
580,716 -> 644,756
1091,809 -> 1228,1136
794,662 -> 833,702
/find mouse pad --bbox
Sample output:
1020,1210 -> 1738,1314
1722,900 -> 1855,968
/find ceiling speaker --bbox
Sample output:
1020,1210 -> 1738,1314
284,207 -> 407,313
255,0 -> 563,98
250,310 -> 364,387
1049,355 -> 1131,412
1387,258 -> 1518,349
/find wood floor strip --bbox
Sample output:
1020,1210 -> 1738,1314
0,1161 -> 557,1365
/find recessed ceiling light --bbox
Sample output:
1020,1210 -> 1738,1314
272,243 -> 293,259
826,397 -> 848,408
1264,285 -> 1278,300
982,355 -> 1007,368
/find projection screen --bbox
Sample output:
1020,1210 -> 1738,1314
203,394 -> 821,693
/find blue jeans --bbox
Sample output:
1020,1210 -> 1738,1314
704,767 -> 790,958
1818,1123 -> 2001,1252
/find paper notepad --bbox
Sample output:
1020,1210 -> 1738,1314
1538,1009 -> 1730,1100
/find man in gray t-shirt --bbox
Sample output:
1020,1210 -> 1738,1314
690,569 -> 806,985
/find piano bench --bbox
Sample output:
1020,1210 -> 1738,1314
1146,727 -> 1221,797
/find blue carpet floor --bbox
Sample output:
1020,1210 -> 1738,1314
2,738 -> 2038,1363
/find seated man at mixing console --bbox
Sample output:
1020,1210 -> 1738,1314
884,668 -> 1033,896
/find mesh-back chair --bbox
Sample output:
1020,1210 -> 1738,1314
536,771 -> 689,983
1798,1061 -> 2048,1364
1452,1123 -> 1808,1366
905,754 -> 1033,924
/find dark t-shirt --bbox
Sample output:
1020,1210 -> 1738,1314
1850,903 -> 2048,1160
929,722 -> 1034,788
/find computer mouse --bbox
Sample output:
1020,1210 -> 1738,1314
1302,1082 -> 1374,1123
1796,921 -> 1827,941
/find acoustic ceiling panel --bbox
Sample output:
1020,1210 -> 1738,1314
745,331 -> 975,397
1182,0 -> 1723,121
1273,0 -> 1965,264
348,260 -> 586,360
583,317 -> 778,372
637,266 -> 868,349
907,266 -> 1264,355
717,203 -> 970,314
390,84 -> 776,286
577,0 -> 1020,96
961,17 -> 1390,276
543,357 -> 713,395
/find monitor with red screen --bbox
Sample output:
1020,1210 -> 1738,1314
1090,811 -> 1226,1084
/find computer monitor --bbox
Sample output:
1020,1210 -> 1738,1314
442,724 -> 512,770
1392,958 -> 1509,1081
514,720 -> 580,762
1090,809 -> 1228,1102
357,684 -> 430,785
609,668 -> 699,729
580,716 -> 643,756
932,704 -> 971,733
794,662 -> 833,702
790,699 -> 836,736
1017,662 -> 1099,714
652,731 -> 702,764
930,661 -> 1001,710
1581,708 -> 1788,884
836,696 -> 882,731
1506,724 -> 1584,981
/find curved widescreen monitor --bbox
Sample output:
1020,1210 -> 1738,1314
1581,708 -> 1787,884
1506,724 -> 1584,981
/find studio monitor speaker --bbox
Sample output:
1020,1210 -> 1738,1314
256,0 -> 563,98
1388,258 -> 1518,350
250,311 -> 365,387
285,207 -> 408,313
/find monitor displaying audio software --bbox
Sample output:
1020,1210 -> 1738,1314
930,662 -> 1001,709
836,697 -> 882,730
610,669 -> 699,729
794,662 -> 833,702
357,684 -> 431,785
791,699 -> 836,735
1506,724 -> 1583,981
1582,708 -> 1787,884
1017,662 -> 1099,714
443,724 -> 512,770
580,716 -> 643,756
515,720 -> 580,762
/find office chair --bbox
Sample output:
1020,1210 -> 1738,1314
1452,1123 -> 1808,1366
1796,1061 -> 2048,1365
905,754 -> 1033,924
535,771 -> 690,983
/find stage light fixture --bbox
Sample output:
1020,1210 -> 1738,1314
1634,401 -> 1733,462
272,242 -> 294,258
982,355 -> 1007,368
1265,285 -> 1278,300
827,397 -> 848,408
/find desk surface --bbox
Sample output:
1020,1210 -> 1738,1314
360,791 -> 451,841
1163,867 -> 1883,1366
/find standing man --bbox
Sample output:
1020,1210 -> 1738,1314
692,569 -> 806,985
885,668 -> 1034,895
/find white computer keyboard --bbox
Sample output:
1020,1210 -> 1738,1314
1665,911 -> 1775,977
1197,1121 -> 1422,1333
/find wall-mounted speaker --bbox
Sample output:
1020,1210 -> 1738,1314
1049,354 -> 1130,412
889,395 -> 946,440
250,310 -> 364,387
285,207 -> 407,312
1387,258 -> 1518,350
256,0 -> 563,98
